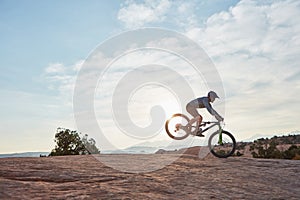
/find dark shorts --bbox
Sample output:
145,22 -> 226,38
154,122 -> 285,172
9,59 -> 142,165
186,103 -> 200,118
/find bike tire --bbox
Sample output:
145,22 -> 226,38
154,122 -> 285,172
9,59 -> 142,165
208,130 -> 236,158
165,113 -> 190,140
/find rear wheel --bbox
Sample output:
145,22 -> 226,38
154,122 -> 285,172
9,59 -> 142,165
165,113 -> 190,140
208,130 -> 236,158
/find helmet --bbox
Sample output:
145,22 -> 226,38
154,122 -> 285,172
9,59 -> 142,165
208,91 -> 219,99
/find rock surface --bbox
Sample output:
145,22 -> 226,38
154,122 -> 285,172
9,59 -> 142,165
0,153 -> 299,199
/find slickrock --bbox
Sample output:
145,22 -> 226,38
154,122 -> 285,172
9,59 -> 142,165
0,153 -> 299,199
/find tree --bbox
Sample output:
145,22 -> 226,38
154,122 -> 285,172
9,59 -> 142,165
249,138 -> 281,159
249,134 -> 300,159
49,128 -> 100,156
265,140 -> 281,159
283,145 -> 300,159
81,134 -> 100,154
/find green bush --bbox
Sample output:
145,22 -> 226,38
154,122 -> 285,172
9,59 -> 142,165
49,128 -> 100,156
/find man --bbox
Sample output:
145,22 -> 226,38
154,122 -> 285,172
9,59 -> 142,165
176,91 -> 224,137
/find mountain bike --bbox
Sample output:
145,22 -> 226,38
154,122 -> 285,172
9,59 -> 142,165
165,113 -> 236,158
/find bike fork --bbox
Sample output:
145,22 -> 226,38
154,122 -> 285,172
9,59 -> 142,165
218,124 -> 223,145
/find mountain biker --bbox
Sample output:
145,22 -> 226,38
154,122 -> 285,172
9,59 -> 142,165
176,91 -> 224,137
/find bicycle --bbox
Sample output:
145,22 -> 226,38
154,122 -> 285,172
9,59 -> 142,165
165,113 -> 236,158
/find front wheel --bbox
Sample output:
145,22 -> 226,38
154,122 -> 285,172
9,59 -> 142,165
208,130 -> 236,158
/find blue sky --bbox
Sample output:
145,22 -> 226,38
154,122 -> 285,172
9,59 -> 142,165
1,0 -> 299,153
1,0 -> 120,90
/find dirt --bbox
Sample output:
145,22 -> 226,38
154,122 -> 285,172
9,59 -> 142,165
0,152 -> 299,199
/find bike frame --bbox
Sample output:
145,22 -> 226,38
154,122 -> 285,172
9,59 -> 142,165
194,121 -> 224,144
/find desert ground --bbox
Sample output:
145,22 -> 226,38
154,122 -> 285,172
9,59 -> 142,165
0,149 -> 299,199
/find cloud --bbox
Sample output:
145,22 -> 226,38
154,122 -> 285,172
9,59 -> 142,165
42,0 -> 300,146
49,33 -> 222,149
183,0 -> 300,137
118,0 -> 171,28
187,0 -> 300,59
117,0 -> 203,29
45,63 -> 65,74
43,60 -> 84,107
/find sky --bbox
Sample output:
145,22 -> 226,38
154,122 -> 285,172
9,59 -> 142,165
1,0 -> 300,153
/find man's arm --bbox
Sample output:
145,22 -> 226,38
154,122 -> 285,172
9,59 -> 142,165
203,99 -> 223,121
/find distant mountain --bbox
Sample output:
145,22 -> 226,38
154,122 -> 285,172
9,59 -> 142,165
102,139 -> 196,154
243,134 -> 275,142
0,152 -> 49,158
243,131 -> 300,142
102,143 -> 192,154
134,140 -> 173,148
102,146 -> 159,154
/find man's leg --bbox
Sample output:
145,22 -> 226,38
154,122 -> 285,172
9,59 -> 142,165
188,115 -> 204,136
195,115 -> 203,130
175,115 -> 199,132
195,115 -> 204,136
189,115 -> 202,126
176,115 -> 203,135
186,104 -> 204,136
186,104 -> 202,126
